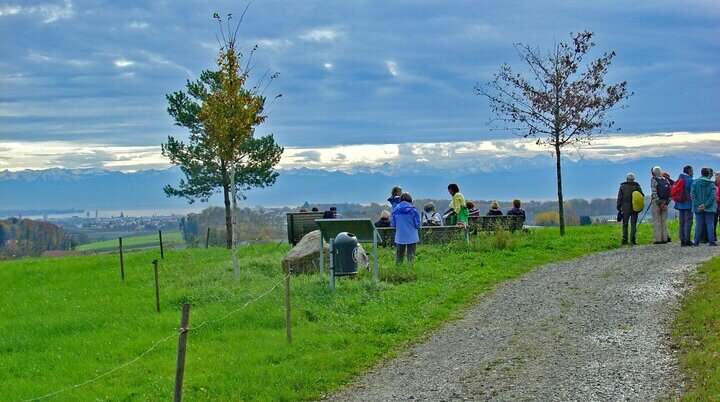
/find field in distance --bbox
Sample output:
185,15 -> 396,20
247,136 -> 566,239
76,231 -> 183,252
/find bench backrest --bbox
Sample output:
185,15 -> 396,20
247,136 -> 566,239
376,225 -> 467,246
286,212 -> 325,245
468,215 -> 524,232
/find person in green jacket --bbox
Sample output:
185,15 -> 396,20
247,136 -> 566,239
690,167 -> 718,246
445,183 -> 469,226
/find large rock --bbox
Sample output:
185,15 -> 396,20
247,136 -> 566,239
282,230 -> 329,274
282,230 -> 371,274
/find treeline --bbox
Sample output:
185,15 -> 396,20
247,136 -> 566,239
0,218 -> 78,258
181,207 -> 288,246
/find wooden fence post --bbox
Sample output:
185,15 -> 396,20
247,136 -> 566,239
119,237 -> 125,280
205,227 -> 211,249
152,260 -> 160,312
174,304 -> 191,402
285,269 -> 292,344
159,230 -> 164,259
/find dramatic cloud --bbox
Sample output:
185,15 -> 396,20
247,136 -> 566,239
0,1 -> 718,172
4,132 -> 715,173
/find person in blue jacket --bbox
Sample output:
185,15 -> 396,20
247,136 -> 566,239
391,192 -> 421,264
674,165 -> 694,246
691,167 -> 718,246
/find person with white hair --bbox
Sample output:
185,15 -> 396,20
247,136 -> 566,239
650,166 -> 672,244
617,173 -> 644,245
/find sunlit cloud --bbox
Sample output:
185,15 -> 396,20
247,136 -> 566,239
385,60 -> 399,77
114,59 -> 135,68
0,0 -> 74,23
323,62 -> 333,70
129,21 -> 149,29
299,27 -> 343,42
0,132 -> 718,173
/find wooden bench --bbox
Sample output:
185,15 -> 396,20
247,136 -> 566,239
286,212 -> 325,246
376,226 -> 468,247
467,215 -> 524,233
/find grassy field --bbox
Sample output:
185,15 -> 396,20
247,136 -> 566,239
76,231 -> 183,252
673,255 -> 720,401
1,225 -> 649,401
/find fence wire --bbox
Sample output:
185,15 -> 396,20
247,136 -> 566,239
21,272 -> 290,402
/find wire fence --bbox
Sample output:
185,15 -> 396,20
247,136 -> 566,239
21,271 -> 291,402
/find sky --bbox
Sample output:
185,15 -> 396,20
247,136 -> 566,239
0,0 -> 718,173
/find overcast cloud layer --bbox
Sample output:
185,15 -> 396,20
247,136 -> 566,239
1,0 -> 719,171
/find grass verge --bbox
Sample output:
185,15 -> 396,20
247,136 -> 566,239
1,225 -> 639,401
673,256 -> 720,401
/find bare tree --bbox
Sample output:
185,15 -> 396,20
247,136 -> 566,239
476,31 -> 632,235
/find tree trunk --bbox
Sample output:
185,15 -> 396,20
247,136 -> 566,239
230,167 -> 240,280
554,143 -> 565,236
222,169 -> 233,249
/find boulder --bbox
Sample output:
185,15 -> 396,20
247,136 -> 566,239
282,230 -> 329,274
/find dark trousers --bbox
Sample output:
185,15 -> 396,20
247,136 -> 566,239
622,212 -> 638,242
678,209 -> 693,244
694,212 -> 717,245
396,243 -> 417,264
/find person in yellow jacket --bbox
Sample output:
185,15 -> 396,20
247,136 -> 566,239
445,183 -> 469,225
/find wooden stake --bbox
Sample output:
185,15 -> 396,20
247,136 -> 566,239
119,237 -> 124,280
205,227 -> 211,249
153,260 -> 160,312
174,304 -> 190,402
285,269 -> 292,344
159,230 -> 164,259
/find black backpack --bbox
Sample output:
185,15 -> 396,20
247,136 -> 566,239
656,177 -> 671,200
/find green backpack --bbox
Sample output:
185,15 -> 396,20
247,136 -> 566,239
632,191 -> 644,212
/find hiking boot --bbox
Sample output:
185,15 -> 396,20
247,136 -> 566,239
710,242 -> 718,246
621,239 -> 628,245
631,240 -> 638,245
653,241 -> 665,245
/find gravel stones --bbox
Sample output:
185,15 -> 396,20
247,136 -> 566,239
324,244 -> 720,401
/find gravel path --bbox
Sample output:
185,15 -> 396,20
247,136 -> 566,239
324,244 -> 720,401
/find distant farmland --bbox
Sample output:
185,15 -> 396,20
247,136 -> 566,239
76,231 -> 183,252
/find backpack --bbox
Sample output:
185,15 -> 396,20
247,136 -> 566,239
656,177 -> 671,200
632,190 -> 644,212
671,178 -> 689,202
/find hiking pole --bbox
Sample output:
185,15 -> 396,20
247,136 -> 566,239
638,202 -> 652,224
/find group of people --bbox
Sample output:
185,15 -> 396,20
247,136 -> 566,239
616,165 -> 719,246
376,184 -> 527,264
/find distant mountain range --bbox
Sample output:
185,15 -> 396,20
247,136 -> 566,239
1,154 -> 717,211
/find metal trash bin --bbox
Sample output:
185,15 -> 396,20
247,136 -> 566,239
333,232 -> 358,276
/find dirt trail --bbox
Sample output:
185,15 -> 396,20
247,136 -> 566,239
324,244 -> 720,401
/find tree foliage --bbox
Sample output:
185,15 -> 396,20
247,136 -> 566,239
476,31 -> 632,235
162,13 -> 283,249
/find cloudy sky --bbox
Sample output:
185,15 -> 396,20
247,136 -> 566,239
1,0 -> 718,172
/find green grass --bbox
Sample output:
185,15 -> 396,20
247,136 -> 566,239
673,256 -> 720,401
1,225 -> 640,401
77,232 -> 183,251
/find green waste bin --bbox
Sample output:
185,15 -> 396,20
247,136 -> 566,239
333,232 -> 358,276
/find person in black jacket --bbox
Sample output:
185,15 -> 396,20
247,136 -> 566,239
617,173 -> 644,245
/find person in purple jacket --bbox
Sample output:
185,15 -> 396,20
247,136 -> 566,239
391,192 -> 421,264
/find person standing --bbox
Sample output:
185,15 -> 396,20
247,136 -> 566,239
617,173 -> 644,245
446,183 -> 469,226
650,166 -> 671,244
691,167 -> 718,246
673,165 -> 694,246
391,192 -> 421,264
715,171 -> 720,240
